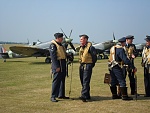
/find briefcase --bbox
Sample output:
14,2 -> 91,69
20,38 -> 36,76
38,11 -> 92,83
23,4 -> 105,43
104,73 -> 111,84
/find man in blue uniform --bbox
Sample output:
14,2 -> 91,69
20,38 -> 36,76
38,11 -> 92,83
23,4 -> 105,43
79,34 -> 97,102
108,37 -> 137,100
49,33 -> 69,102
141,35 -> 150,97
115,37 -> 128,97
125,35 -> 138,95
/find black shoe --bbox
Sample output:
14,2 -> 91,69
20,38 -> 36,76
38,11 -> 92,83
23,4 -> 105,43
79,96 -> 86,102
79,96 -> 84,100
79,96 -> 91,100
144,95 -> 150,97
112,95 -> 122,99
86,96 -> 91,100
51,98 -> 58,102
79,96 -> 91,102
58,96 -> 70,99
122,96 -> 133,101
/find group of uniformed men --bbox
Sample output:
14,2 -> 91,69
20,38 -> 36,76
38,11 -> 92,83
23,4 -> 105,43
49,32 -> 150,102
109,35 -> 150,100
49,33 -> 97,102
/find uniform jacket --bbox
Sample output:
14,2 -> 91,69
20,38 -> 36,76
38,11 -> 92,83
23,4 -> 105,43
49,40 -> 66,71
126,43 -> 138,58
109,45 -> 134,69
142,46 -> 150,67
79,42 -> 97,66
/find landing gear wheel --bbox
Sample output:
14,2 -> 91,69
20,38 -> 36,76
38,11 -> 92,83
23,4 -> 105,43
97,55 -> 102,60
104,55 -> 108,59
45,58 -> 51,63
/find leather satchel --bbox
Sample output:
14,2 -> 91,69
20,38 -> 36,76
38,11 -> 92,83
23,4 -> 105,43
104,73 -> 111,84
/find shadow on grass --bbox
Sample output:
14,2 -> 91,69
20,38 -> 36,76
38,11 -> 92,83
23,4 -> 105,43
132,94 -> 150,100
70,94 -> 150,102
71,96 -> 111,102
7,60 -> 26,62
29,62 -> 50,65
92,96 -> 112,101
29,60 -> 79,65
6,60 -> 50,65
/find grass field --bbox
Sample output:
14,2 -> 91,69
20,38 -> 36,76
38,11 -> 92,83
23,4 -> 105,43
0,57 -> 150,113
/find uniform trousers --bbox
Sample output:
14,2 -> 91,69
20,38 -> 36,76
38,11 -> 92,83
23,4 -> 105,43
110,65 -> 126,87
127,70 -> 135,92
79,63 -> 93,99
51,66 -> 66,98
144,64 -> 150,96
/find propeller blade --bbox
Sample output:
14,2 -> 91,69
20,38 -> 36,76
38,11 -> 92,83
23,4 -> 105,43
113,32 -> 115,40
69,29 -> 72,38
69,42 -> 76,51
27,38 -> 29,45
60,28 -> 68,38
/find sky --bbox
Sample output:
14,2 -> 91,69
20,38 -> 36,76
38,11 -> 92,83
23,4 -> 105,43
0,0 -> 150,44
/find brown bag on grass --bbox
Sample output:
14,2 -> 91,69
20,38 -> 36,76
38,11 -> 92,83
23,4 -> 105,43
104,73 -> 111,84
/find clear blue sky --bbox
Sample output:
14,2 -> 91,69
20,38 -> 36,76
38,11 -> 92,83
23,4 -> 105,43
0,0 -> 150,44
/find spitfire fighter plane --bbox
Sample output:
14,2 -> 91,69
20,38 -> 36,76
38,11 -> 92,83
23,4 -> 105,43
93,40 -> 117,59
9,29 -> 76,63
0,44 -> 27,62
76,33 -> 118,59
75,40 -> 117,59
135,43 -> 145,56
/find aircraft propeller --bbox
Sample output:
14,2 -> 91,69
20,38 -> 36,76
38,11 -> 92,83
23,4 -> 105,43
112,32 -> 118,43
60,28 -> 76,51
69,29 -> 72,38
27,38 -> 29,45
113,32 -> 115,40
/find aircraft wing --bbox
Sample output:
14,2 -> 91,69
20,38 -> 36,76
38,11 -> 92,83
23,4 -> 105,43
10,46 -> 49,57
95,49 -> 104,54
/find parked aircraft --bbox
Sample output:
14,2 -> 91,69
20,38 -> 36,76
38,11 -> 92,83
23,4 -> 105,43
0,44 -> 27,62
76,33 -> 118,59
10,29 -> 76,63
75,40 -> 117,59
135,43 -> 145,56
75,32 -> 145,59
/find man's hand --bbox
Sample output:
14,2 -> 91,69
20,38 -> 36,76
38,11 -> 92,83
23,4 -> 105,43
141,63 -> 144,67
132,54 -> 135,59
56,68 -> 60,72
133,67 -> 137,73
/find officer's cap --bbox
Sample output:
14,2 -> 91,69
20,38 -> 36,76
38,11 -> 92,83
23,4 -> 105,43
125,35 -> 134,39
145,35 -> 150,41
79,34 -> 89,39
118,37 -> 126,42
54,33 -> 63,38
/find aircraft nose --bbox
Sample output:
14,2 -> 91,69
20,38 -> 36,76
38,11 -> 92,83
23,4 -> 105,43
65,38 -> 73,43
113,40 -> 118,43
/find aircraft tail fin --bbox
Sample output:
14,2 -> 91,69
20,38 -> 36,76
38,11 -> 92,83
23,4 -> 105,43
0,45 -> 9,59
0,45 -> 7,53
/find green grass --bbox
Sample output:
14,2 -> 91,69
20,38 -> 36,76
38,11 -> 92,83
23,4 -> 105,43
0,57 -> 150,113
